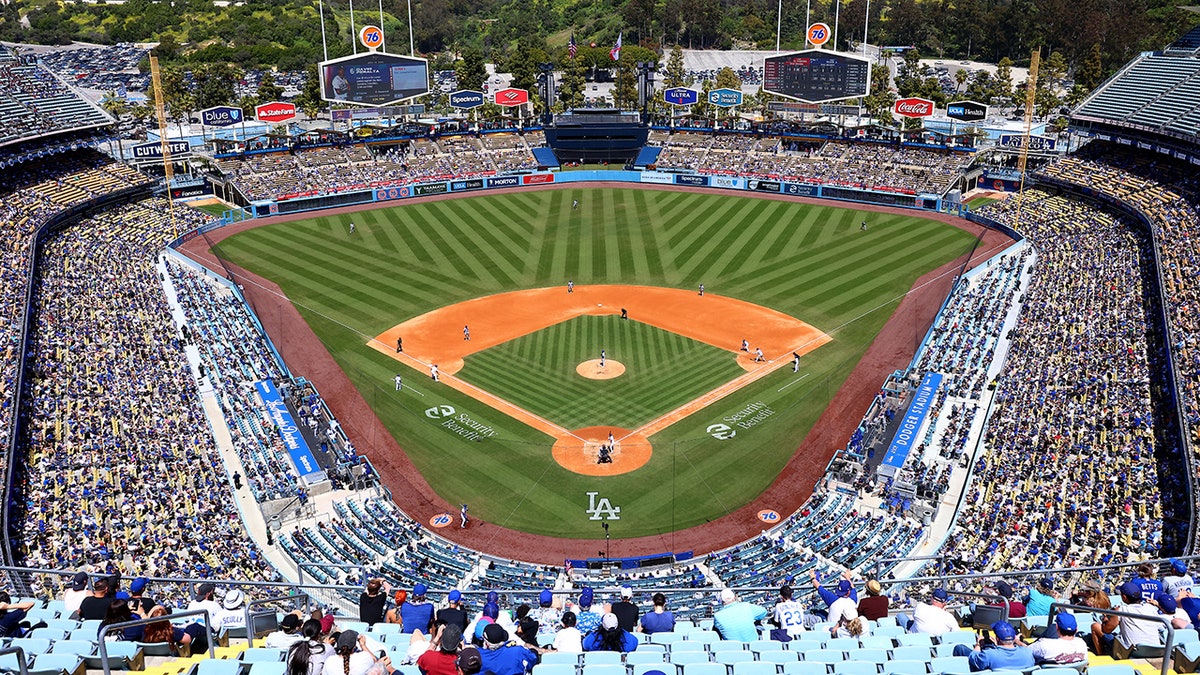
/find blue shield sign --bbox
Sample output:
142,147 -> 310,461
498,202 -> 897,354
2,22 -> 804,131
663,87 -> 699,106
709,88 -> 743,107
200,106 -> 243,127
449,90 -> 485,109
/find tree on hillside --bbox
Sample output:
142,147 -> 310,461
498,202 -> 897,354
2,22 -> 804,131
955,68 -> 968,92
456,47 -> 488,91
506,37 -> 547,92
662,44 -> 688,88
257,71 -> 283,103
714,66 -> 741,90
613,60 -> 638,109
862,63 -> 896,120
559,53 -> 586,110
1077,43 -> 1104,91
993,57 -> 1015,104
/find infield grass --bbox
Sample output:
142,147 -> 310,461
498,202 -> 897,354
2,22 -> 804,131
214,187 -> 977,539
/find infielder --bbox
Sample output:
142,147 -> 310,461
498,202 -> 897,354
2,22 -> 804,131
741,339 -> 750,352
430,363 -> 440,382
755,347 -> 765,362
395,374 -> 403,391
568,280 -> 574,293
463,325 -> 470,341
793,352 -> 801,372
460,504 -> 469,528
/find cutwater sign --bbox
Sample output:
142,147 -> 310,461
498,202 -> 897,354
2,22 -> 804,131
449,90 -> 485,109
132,140 -> 190,159
709,88 -> 743,107
663,87 -> 699,106
255,380 -> 324,479
200,106 -> 243,127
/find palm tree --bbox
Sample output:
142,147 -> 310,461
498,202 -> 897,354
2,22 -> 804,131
955,69 -> 968,93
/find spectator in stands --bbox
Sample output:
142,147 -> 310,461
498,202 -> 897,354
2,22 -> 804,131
552,612 -> 583,653
713,588 -> 767,642
1165,559 -> 1195,596
582,612 -> 638,652
418,623 -> 464,675
611,586 -> 639,632
129,578 -> 155,615
386,590 -> 407,626
402,584 -> 436,634
991,580 -> 1026,619
574,588 -> 601,636
953,621 -> 1034,671
905,588 -> 959,636
189,583 -> 223,625
217,589 -> 247,632
1094,581 -> 1161,659
63,572 -> 89,618
831,604 -> 869,639
640,593 -> 675,634
479,623 -> 539,675
531,589 -> 561,644
267,612 -> 307,649
1029,613 -> 1087,665
858,580 -> 890,622
172,619 -> 213,657
360,578 -> 390,626
1132,563 -> 1163,601
513,604 -> 539,647
1024,578 -> 1058,617
286,619 -> 334,675
100,598 -> 144,641
812,569 -> 858,610
0,593 -> 37,638
332,629 -> 391,675
78,577 -> 112,621
142,606 -> 173,646
770,585 -> 806,640
455,647 -> 482,675
1156,592 -> 1190,630
438,590 -> 469,632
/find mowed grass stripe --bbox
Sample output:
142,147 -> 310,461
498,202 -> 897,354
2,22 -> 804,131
441,199 -> 535,279
434,201 -> 524,287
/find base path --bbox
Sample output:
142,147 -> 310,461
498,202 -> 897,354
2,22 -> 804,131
179,181 -> 1015,563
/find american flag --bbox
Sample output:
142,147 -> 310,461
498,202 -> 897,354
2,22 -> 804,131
568,34 -> 577,59
610,32 -> 622,61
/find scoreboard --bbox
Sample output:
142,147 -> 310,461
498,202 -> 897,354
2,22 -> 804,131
763,49 -> 871,103
319,52 -> 429,107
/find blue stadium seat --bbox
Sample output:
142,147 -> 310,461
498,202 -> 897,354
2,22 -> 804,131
826,639 -> 860,652
339,621 -> 370,634
540,653 -> 580,666
653,633 -> 687,645
535,662 -> 578,675
936,632 -> 975,647
371,623 -> 403,635
801,650 -> 844,665
713,650 -> 755,665
25,609 -> 60,623
759,652 -> 799,665
846,649 -> 887,663
10,639 -> 52,657
875,627 -> 905,639
689,633 -> 724,646
583,653 -> 623,666
896,635 -> 932,649
682,663 -> 729,675
394,666 -> 422,675
672,651 -> 714,665
733,663 -> 781,675
859,637 -> 895,651
628,653 -> 666,665
782,663 -> 829,675
929,656 -> 971,675
833,663 -> 878,675
29,652 -> 84,675
1086,666 -> 1136,675
381,633 -> 412,646
48,640 -> 94,656
633,664 -> 670,675
241,648 -> 286,662
28,628 -> 67,642
584,664 -> 629,675
195,659 -> 242,675
42,620 -> 80,633
673,642 -> 710,654
85,642 -> 142,671
250,662 -> 287,675
890,646 -> 932,662
750,641 -> 785,653
881,661 -> 928,675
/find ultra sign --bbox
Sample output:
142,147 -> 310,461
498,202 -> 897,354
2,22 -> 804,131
663,87 -> 699,106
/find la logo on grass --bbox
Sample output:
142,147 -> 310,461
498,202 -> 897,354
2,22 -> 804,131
586,491 -> 621,520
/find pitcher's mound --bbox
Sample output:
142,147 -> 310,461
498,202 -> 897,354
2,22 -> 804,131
553,426 -> 652,476
577,359 -> 625,380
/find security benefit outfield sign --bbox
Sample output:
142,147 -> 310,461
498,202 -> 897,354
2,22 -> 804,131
764,49 -> 871,103
708,88 -> 743,107
320,51 -> 430,107
946,100 -> 987,122
255,379 -> 326,482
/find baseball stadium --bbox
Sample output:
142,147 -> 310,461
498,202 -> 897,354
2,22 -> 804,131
0,13 -> 1199,675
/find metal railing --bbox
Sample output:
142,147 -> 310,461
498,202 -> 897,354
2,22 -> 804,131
0,647 -> 29,675
98,609 -> 216,675
1046,602 -> 1177,675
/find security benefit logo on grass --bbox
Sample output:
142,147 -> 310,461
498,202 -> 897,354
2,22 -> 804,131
711,401 -> 775,439
424,404 -> 498,442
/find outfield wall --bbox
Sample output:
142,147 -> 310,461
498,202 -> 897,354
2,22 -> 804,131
227,169 -> 951,223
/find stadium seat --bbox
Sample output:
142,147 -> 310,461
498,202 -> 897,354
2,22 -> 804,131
653,633 -> 687,645
936,632 -> 974,647
240,648 -> 286,662
381,633 -> 412,646
25,609 -> 60,623
733,663 -> 780,675
672,651 -> 714,665
875,627 -> 905,639
672,642 -> 709,654
371,623 -> 403,635
1087,666 -> 1137,675
758,652 -> 799,665
28,652 -> 84,675
801,650 -> 844,665
782,663 -> 829,675
540,652 -> 580,666
250,663 -> 287,675
846,649 -> 887,663
929,656 -> 971,675
833,663 -> 878,675
534,662 -> 577,675
682,663 -> 729,675
583,652 -> 623,666
84,642 -> 142,671
713,650 -> 755,665
633,664 -> 670,675
584,664 -> 628,675
135,641 -> 174,657
10,639 -> 52,657
628,652 -> 666,665
339,621 -> 370,634
194,659 -> 242,675
860,637 -> 895,651
394,666 -> 421,675
749,640 -> 785,653
896,635 -> 933,649
689,633 -> 724,646
881,661 -> 928,675
890,646 -> 932,662
48,640 -> 94,657
43,620 -> 80,633
826,639 -> 859,652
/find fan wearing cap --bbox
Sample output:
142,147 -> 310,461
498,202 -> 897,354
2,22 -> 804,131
531,589 -> 562,645
952,620 -> 1033,671
990,580 -> 1027,619
266,612 -> 308,649
1024,577 -> 1060,618
437,590 -> 470,633
401,584 -> 436,635
417,622 -> 465,675
216,589 -> 248,630
573,587 -> 602,636
1029,613 -> 1088,665
187,582 -> 224,632
909,588 -> 960,636
826,580 -> 857,628
455,647 -> 482,675
582,612 -> 639,652
478,623 -> 540,675
1155,592 -> 1191,630
78,578 -> 114,621
360,578 -> 391,627
1096,581 -> 1162,659
332,629 -> 390,675
1165,559 -> 1196,596
63,571 -> 90,619
610,586 -> 639,632
129,577 -> 156,615
811,569 -> 858,610
713,589 -> 767,643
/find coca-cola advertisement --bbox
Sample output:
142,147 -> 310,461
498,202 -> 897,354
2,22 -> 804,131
893,98 -> 934,118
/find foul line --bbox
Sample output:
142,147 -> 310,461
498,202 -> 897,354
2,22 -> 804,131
777,373 -> 811,392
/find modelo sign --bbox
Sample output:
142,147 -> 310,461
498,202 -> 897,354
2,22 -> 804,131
893,97 -> 934,118
200,106 -> 243,127
663,87 -> 698,106
449,90 -> 485,109
946,100 -> 987,122
256,101 -> 297,123
494,88 -> 529,107
709,88 -> 743,107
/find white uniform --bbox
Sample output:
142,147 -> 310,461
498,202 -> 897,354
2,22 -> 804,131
771,599 -> 807,637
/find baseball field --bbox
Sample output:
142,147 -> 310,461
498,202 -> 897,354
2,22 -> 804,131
213,187 -> 977,540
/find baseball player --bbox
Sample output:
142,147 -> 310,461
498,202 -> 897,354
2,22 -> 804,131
395,374 -> 403,391
793,352 -> 800,372
573,199 -> 579,210
430,363 -> 440,382
741,339 -> 750,352
698,283 -> 705,296
396,336 -> 403,353
463,325 -> 470,341
349,222 -> 356,234
460,504 -> 469,528
600,349 -> 606,368
755,347 -> 765,362
568,280 -> 574,293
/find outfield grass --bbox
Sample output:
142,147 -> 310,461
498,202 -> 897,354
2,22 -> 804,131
464,315 -> 743,429
967,196 -> 1002,209
214,187 -> 976,538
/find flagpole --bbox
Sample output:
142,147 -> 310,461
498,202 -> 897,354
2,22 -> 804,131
776,0 -> 782,52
